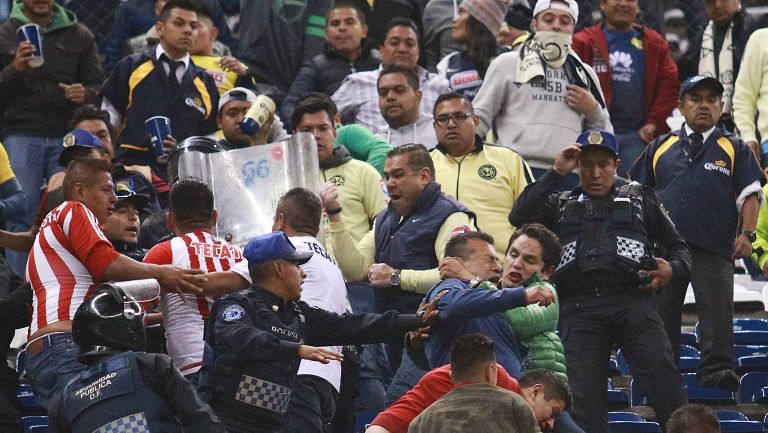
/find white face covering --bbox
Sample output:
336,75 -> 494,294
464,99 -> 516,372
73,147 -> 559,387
533,31 -> 572,68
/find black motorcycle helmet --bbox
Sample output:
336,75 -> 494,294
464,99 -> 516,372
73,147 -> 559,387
166,136 -> 223,184
72,283 -> 146,358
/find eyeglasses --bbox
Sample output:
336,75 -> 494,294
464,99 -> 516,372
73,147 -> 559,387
434,111 -> 473,126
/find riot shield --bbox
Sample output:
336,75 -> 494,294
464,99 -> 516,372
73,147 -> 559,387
177,133 -> 320,246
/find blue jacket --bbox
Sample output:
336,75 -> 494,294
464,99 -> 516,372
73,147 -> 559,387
424,278 -> 528,378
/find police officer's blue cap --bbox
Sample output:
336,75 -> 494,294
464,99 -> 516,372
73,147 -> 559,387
679,75 -> 724,100
576,129 -> 619,157
243,232 -> 313,267
58,129 -> 104,167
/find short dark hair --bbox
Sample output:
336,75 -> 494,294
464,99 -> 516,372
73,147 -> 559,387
667,405 -> 721,433
291,92 -> 338,132
449,334 -> 496,382
326,1 -> 366,26
506,223 -> 562,270
386,143 -> 435,180
195,2 -> 213,21
159,0 -> 201,22
63,159 -> 112,200
69,104 -> 116,150
433,92 -> 473,117
445,232 -> 495,260
383,17 -> 420,43
378,65 -> 420,92
169,178 -> 215,229
61,147 -> 106,168
518,369 -> 572,411
275,188 -> 322,237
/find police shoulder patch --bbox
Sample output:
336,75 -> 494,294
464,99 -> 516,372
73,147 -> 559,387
222,304 -> 246,321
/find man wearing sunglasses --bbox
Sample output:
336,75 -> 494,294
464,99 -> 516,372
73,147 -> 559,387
430,92 -> 534,258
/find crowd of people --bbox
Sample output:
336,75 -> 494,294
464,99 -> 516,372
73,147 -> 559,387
0,0 -> 768,432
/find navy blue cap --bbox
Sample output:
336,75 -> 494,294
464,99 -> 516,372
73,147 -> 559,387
576,129 -> 619,157
59,129 -> 104,167
243,232 -> 313,267
114,180 -> 149,211
679,75 -> 724,100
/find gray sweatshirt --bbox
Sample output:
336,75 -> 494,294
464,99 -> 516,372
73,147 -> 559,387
473,51 -> 612,169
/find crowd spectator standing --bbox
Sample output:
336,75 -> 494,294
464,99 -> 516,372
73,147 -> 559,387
430,92 -> 532,258
24,158 -> 204,407
101,0 -> 219,171
0,0 -> 103,275
497,4 -> 533,50
235,0 -> 328,103
472,0 -> 611,186
631,76 -> 764,391
733,27 -> 768,163
422,0 -> 461,70
572,0 -> 679,172
280,2 -> 381,130
333,18 -> 449,133
510,129 -> 690,433
376,66 -> 438,149
436,0 -> 508,101
682,0 -> 768,135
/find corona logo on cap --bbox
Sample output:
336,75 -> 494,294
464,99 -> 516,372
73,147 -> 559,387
63,133 -> 77,147
116,182 -> 132,194
588,130 -> 603,145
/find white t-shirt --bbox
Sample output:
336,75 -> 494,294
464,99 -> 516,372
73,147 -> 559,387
231,235 -> 349,390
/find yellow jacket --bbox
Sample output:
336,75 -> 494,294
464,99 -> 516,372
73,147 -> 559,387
431,141 -> 533,257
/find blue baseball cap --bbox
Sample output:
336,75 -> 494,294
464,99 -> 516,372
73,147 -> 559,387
59,129 -> 104,167
575,129 -> 619,157
243,232 -> 313,267
679,75 -> 724,100
114,180 -> 149,211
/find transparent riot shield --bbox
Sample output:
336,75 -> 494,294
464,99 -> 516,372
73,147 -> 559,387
177,133 -> 320,246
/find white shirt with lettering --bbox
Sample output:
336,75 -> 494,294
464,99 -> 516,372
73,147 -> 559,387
231,235 -> 349,390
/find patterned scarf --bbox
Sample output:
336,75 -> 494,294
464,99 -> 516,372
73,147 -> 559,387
699,20 -> 735,113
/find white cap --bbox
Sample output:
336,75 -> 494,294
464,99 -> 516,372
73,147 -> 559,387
218,87 -> 257,110
532,0 -> 578,23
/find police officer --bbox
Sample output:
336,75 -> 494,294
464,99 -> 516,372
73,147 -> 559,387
48,282 -> 226,433
509,129 -> 691,433
202,231 -> 437,433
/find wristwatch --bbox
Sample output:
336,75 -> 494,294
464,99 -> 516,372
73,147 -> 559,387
389,269 -> 401,286
740,230 -> 757,243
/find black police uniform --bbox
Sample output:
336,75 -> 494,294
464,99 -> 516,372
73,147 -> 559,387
202,286 -> 423,433
510,169 -> 691,433
48,351 -> 225,433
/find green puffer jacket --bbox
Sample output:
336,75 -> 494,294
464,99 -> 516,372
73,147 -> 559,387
479,276 -> 567,381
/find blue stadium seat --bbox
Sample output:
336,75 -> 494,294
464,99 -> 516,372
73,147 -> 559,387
717,410 -> 749,421
677,345 -> 701,372
608,421 -> 662,433
355,412 -> 377,433
719,421 -> 767,433
616,350 -> 630,376
630,379 -> 647,406
734,332 -> 768,346
734,345 -> 768,360
683,373 -> 736,404
608,358 -> 621,377
680,345 -> 700,357
607,379 -> 630,409
608,412 -> 645,422
22,416 -> 47,429
738,372 -> 768,404
17,386 -> 39,409
733,319 -> 768,332
28,426 -> 47,433
680,332 -> 698,348
738,355 -> 768,373
15,349 -> 27,373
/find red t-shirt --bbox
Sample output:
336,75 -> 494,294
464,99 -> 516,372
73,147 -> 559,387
371,364 -> 521,433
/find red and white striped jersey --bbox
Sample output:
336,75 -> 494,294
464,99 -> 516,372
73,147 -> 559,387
144,230 -> 243,374
27,201 -> 120,335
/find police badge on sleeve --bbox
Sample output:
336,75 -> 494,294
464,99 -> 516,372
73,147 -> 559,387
222,305 -> 246,321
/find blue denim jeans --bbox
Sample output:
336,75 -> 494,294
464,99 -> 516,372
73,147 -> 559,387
385,351 -> 428,406
3,134 -> 64,275
25,332 -> 86,408
614,129 -> 647,178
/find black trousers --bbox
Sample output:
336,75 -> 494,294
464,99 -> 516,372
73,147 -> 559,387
660,247 -> 735,377
276,375 -> 339,433
560,288 -> 687,433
